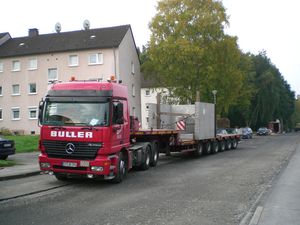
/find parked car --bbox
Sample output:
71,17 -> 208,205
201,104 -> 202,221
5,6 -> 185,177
217,128 -> 228,135
257,127 -> 270,136
242,127 -> 253,139
226,128 -> 242,141
0,136 -> 15,160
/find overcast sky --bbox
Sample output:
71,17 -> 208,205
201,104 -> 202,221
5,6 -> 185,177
1,0 -> 299,96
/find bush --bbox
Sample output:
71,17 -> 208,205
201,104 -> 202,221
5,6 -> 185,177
0,127 -> 13,136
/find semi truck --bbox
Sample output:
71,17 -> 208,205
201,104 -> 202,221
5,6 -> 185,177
38,79 -> 240,183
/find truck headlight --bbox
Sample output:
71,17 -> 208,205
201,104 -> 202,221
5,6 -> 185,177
91,166 -> 104,172
40,162 -> 50,168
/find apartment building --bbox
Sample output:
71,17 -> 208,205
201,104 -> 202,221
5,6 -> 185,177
0,25 -> 141,134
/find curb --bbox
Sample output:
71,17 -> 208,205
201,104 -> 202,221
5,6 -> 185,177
0,170 -> 41,181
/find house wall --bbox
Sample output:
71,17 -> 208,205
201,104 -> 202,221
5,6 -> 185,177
140,88 -> 158,129
0,45 -> 139,134
118,29 -> 141,120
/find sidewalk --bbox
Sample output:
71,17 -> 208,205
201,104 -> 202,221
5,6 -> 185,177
250,143 -> 300,225
0,152 -> 40,181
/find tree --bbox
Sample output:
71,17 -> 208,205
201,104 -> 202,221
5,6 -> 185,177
142,0 -> 248,114
228,51 -> 295,130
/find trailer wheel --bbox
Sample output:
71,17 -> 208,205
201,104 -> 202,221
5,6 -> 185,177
54,173 -> 68,181
212,141 -> 219,154
112,152 -> 127,183
140,145 -> 151,170
194,142 -> 203,157
232,138 -> 238,149
150,142 -> 159,167
219,140 -> 225,152
204,141 -> 212,155
225,139 -> 232,150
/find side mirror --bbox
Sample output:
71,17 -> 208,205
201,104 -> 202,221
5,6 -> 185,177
38,100 -> 44,125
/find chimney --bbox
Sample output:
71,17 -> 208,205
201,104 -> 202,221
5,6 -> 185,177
28,28 -> 39,37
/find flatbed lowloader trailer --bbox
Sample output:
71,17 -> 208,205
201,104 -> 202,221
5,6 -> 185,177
38,80 -> 240,183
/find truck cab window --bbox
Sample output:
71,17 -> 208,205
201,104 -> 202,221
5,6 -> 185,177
43,102 -> 109,126
112,101 -> 124,124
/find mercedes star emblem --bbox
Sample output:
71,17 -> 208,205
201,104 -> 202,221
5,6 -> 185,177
65,143 -> 75,154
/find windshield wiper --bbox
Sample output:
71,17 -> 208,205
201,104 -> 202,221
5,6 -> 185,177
51,126 -> 66,130
81,126 -> 99,131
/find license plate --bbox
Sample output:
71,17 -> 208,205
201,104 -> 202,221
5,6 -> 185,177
80,161 -> 90,167
62,162 -> 77,167
4,143 -> 11,147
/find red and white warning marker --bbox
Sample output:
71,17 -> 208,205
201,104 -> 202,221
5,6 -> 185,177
176,120 -> 186,131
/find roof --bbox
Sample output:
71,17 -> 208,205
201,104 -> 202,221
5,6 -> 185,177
0,25 -> 131,58
0,32 -> 9,39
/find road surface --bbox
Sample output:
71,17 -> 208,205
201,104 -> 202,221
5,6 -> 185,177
0,133 -> 299,225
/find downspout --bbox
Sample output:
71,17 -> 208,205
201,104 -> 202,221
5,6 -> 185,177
113,47 -> 117,80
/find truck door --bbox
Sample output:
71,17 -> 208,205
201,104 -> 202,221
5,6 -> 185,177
111,100 -> 125,152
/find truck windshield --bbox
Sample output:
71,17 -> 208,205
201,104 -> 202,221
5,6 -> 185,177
42,102 -> 109,127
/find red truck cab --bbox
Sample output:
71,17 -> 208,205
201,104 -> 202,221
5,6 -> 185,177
38,81 -> 132,182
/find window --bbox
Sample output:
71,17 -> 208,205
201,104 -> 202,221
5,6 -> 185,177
145,89 -> 150,96
132,84 -> 135,97
88,53 -> 103,65
29,83 -> 37,94
112,101 -> 124,125
0,61 -> 3,72
12,84 -> 20,95
28,58 -> 37,70
28,107 -> 38,119
131,62 -> 135,75
69,55 -> 79,66
48,68 -> 58,82
12,60 -> 21,71
12,107 -> 20,120
0,86 -> 2,96
0,108 -> 2,120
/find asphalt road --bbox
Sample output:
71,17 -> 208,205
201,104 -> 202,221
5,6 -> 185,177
0,133 -> 299,225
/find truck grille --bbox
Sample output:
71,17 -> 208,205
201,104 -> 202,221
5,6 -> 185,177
43,140 -> 101,160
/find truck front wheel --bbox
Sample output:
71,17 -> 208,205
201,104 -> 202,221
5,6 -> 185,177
112,152 -> 127,183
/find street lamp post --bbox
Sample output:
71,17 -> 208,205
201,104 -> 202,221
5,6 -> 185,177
212,90 -> 217,137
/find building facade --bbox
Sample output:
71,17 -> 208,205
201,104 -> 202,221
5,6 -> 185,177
0,25 -> 141,134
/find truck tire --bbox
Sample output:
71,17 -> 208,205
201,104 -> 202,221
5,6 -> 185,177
212,141 -> 219,154
54,173 -> 68,181
219,140 -> 225,152
150,142 -> 159,167
225,139 -> 232,150
111,152 -> 127,183
140,145 -> 151,171
194,142 -> 203,157
204,141 -> 212,155
232,138 -> 238,149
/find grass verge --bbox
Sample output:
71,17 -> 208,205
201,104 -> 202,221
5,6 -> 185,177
0,159 -> 16,167
4,135 -> 39,153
